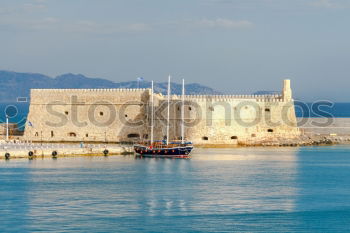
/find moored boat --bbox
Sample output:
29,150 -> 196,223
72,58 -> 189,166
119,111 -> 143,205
134,77 -> 194,158
134,141 -> 193,158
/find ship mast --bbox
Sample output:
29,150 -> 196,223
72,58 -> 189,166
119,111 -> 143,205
166,75 -> 171,145
181,79 -> 185,144
150,80 -> 154,145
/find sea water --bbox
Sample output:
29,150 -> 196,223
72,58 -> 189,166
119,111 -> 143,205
1,146 -> 350,232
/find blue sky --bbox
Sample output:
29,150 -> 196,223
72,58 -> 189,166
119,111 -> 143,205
0,0 -> 349,101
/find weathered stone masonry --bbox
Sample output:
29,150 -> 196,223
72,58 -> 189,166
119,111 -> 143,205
24,80 -> 300,144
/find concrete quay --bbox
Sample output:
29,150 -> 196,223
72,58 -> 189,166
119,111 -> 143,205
0,142 -> 133,159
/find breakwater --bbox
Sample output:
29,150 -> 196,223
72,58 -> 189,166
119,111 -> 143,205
0,142 -> 133,159
234,117 -> 350,146
298,117 -> 350,135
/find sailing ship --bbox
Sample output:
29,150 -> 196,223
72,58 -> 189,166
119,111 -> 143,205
134,76 -> 194,158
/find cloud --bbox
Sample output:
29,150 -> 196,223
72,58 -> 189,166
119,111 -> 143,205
1,16 -> 251,34
66,21 -> 152,34
0,0 -> 151,35
0,1 -> 47,16
0,16 -> 152,35
123,23 -> 151,32
206,0 -> 349,9
192,18 -> 254,29
309,0 -> 339,8
23,3 -> 46,12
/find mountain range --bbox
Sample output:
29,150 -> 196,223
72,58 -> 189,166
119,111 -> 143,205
0,71 -> 222,102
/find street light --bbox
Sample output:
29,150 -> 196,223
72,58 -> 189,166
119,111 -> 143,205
6,114 -> 9,141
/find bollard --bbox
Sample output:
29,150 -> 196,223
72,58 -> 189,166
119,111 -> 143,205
52,151 -> 58,158
103,149 -> 109,156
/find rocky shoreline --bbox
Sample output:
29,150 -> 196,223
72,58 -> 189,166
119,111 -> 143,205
238,135 -> 350,147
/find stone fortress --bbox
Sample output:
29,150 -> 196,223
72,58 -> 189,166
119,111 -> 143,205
24,79 -> 300,145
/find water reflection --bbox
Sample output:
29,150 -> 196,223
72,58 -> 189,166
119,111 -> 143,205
0,161 -> 31,232
190,148 -> 299,214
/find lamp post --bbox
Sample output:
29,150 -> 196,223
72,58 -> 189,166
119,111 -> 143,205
6,114 -> 9,141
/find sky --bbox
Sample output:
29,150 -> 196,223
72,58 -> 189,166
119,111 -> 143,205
0,0 -> 349,101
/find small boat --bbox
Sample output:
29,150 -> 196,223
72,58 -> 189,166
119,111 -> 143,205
134,76 -> 194,158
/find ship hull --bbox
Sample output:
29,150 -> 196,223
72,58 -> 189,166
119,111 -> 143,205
134,145 -> 193,158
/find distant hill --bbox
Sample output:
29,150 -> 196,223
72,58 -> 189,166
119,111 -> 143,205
253,91 -> 280,95
0,71 -> 222,102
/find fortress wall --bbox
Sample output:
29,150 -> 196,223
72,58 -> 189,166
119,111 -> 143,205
24,89 -> 150,142
24,80 -> 300,144
151,96 -> 299,145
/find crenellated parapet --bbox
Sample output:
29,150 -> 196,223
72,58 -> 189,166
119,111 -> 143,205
29,88 -> 150,105
31,88 -> 148,92
157,79 -> 292,103
169,94 -> 284,102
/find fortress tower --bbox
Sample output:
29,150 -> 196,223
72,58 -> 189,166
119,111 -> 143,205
282,79 -> 292,101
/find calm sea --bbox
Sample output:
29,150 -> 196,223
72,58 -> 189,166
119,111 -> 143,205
1,147 -> 350,232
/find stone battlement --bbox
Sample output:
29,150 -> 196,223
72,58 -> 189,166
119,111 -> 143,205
31,88 -> 148,92
170,94 -> 284,102
30,89 -> 286,103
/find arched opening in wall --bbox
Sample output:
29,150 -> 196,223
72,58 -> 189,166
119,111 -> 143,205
209,106 -> 214,111
202,136 -> 209,141
188,107 -> 192,111
251,134 -> 256,137
125,114 -> 128,118
143,134 -> 148,139
51,131 -> 54,137
35,132 -> 39,137
85,133 -> 89,137
267,129 -> 274,133
265,108 -> 271,112
231,136 -> 238,140
99,112 -> 104,116
68,132 -> 77,137
65,111 -> 69,115
127,133 -> 140,139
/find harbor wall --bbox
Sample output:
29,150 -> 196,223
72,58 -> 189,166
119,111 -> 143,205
0,142 -> 133,159
298,117 -> 350,135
